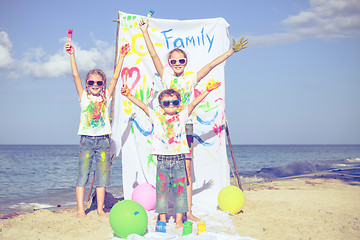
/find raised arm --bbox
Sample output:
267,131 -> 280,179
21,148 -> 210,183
187,80 -> 221,116
107,44 -> 130,97
66,43 -> 84,98
196,37 -> 248,83
139,19 -> 164,78
121,84 -> 150,117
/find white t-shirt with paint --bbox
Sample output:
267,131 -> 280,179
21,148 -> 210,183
148,107 -> 189,155
78,91 -> 112,136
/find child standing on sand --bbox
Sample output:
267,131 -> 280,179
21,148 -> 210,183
121,79 -> 220,229
139,18 -> 248,221
65,42 -> 129,218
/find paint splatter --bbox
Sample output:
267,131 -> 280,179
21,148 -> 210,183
174,177 -> 186,195
157,172 -> 167,198
129,117 -> 153,136
82,100 -> 106,129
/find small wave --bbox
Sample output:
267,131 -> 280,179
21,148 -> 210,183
345,158 -> 360,163
255,161 -> 332,179
9,202 -> 55,211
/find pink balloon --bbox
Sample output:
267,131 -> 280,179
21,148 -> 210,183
131,183 -> 156,211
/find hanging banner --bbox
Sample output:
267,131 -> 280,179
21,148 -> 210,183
111,11 -> 230,208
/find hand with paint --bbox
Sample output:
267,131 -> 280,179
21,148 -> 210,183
232,37 -> 248,52
139,10 -> 154,28
139,17 -> 149,30
65,43 -> 74,54
121,84 -> 131,97
120,43 -> 130,56
206,79 -> 221,92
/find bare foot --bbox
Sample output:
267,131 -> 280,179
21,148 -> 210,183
97,210 -> 109,217
186,212 -> 200,222
76,212 -> 86,218
159,215 -> 166,223
175,221 -> 184,228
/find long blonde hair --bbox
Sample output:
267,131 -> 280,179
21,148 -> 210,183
85,69 -> 107,103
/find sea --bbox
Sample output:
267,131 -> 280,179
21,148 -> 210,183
1,144 -> 360,215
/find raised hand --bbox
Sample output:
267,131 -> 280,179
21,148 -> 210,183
65,43 -> 74,54
206,79 -> 221,92
139,17 -> 149,30
232,37 -> 248,52
120,43 -> 130,56
121,84 -> 131,97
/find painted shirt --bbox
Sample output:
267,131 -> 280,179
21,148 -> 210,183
148,107 -> 189,155
161,69 -> 198,124
78,91 -> 112,136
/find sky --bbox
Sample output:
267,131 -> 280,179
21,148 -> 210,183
0,0 -> 359,145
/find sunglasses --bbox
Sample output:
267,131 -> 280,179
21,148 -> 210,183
169,58 -> 187,66
161,100 -> 180,107
87,80 -> 104,86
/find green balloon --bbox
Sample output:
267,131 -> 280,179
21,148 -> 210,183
109,200 -> 148,238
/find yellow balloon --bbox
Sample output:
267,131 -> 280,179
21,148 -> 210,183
218,185 -> 245,214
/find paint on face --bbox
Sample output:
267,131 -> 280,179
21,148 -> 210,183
156,172 -> 167,198
173,177 -> 186,195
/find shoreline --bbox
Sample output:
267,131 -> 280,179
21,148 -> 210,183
1,169 -> 360,239
1,167 -> 359,215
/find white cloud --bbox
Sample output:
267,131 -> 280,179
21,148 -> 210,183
1,35 -> 116,80
248,0 -> 360,47
284,0 -> 360,38
0,31 -> 14,68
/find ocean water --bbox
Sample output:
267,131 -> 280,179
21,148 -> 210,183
0,144 -> 359,214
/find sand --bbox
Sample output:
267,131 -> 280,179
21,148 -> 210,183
1,170 -> 359,240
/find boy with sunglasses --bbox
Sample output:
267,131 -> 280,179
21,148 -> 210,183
121,80 -> 220,230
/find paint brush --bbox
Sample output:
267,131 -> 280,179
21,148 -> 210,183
144,10 -> 155,22
67,29 -> 73,43
124,70 -> 128,86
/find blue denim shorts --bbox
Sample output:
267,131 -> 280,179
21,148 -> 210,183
76,135 -> 111,188
155,154 -> 188,214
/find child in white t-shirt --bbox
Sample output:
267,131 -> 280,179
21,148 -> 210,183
65,42 -> 129,218
121,80 -> 220,229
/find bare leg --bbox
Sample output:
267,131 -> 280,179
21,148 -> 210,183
175,213 -> 184,228
76,186 -> 86,218
159,213 -> 166,223
185,158 -> 200,222
96,187 -> 108,216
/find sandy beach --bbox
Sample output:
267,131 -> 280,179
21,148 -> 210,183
1,170 -> 359,240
